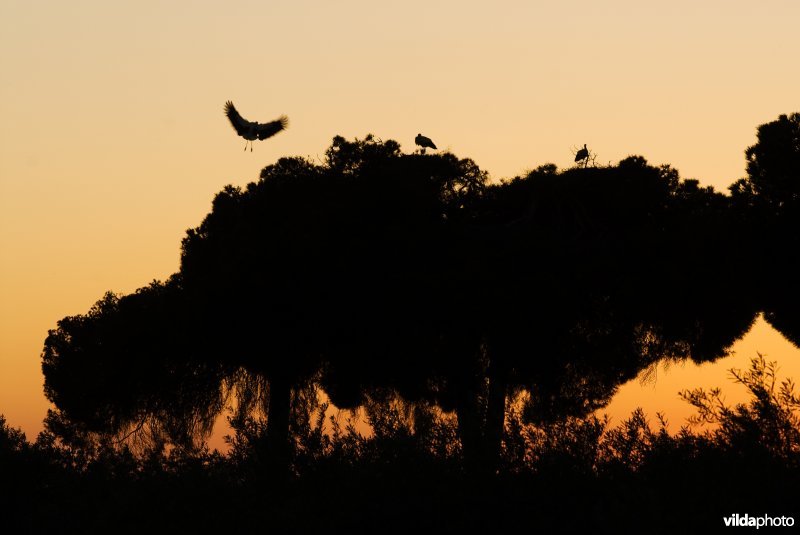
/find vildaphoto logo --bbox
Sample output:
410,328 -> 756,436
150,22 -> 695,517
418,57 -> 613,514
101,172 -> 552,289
723,514 -> 795,529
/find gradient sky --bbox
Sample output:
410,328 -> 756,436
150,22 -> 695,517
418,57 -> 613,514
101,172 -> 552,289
2,0 -> 799,442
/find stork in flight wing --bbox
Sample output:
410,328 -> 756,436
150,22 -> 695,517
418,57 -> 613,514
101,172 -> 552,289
224,101 -> 288,151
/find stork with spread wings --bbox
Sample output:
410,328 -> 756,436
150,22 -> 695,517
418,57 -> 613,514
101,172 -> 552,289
224,101 -> 288,151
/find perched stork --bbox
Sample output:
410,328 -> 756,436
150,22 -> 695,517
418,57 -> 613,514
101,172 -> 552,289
415,133 -> 437,153
224,101 -> 288,151
575,144 -> 589,164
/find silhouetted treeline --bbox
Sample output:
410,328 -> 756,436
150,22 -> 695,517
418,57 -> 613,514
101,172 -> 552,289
3,355 -> 799,532
11,114 -> 799,530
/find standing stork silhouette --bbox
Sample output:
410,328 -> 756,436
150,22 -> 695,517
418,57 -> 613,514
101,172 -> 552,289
224,101 -> 288,151
574,144 -> 589,167
415,133 -> 437,154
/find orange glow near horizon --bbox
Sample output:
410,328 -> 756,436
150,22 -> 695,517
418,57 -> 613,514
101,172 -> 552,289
2,1 -> 800,442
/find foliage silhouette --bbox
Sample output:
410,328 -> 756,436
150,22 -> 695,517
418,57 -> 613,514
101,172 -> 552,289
179,155 -> 332,472
9,354 -> 800,532
42,278 -> 228,453
178,134 -> 489,472
39,115 -> 799,484
730,113 -> 800,347
680,353 -> 800,462
730,113 -> 800,217
433,154 -> 761,472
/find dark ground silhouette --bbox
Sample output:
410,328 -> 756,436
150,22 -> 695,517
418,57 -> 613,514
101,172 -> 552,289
3,357 -> 799,533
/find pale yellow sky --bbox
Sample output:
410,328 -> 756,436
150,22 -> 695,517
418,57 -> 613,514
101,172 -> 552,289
1,0 -> 799,440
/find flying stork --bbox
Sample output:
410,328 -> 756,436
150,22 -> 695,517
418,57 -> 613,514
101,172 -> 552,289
224,101 -> 288,151
415,133 -> 437,154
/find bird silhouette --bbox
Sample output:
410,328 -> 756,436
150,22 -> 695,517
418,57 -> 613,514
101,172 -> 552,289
224,101 -> 288,151
415,133 -> 437,153
575,144 -> 589,164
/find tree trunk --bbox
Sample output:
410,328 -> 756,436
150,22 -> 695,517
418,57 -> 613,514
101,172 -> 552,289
264,375 -> 292,477
455,388 -> 482,473
482,358 -> 508,474
454,356 -> 508,476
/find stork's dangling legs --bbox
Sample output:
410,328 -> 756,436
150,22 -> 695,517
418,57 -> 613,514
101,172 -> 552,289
225,101 -> 288,152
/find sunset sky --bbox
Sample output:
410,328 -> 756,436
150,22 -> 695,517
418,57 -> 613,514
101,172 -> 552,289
2,0 -> 799,443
